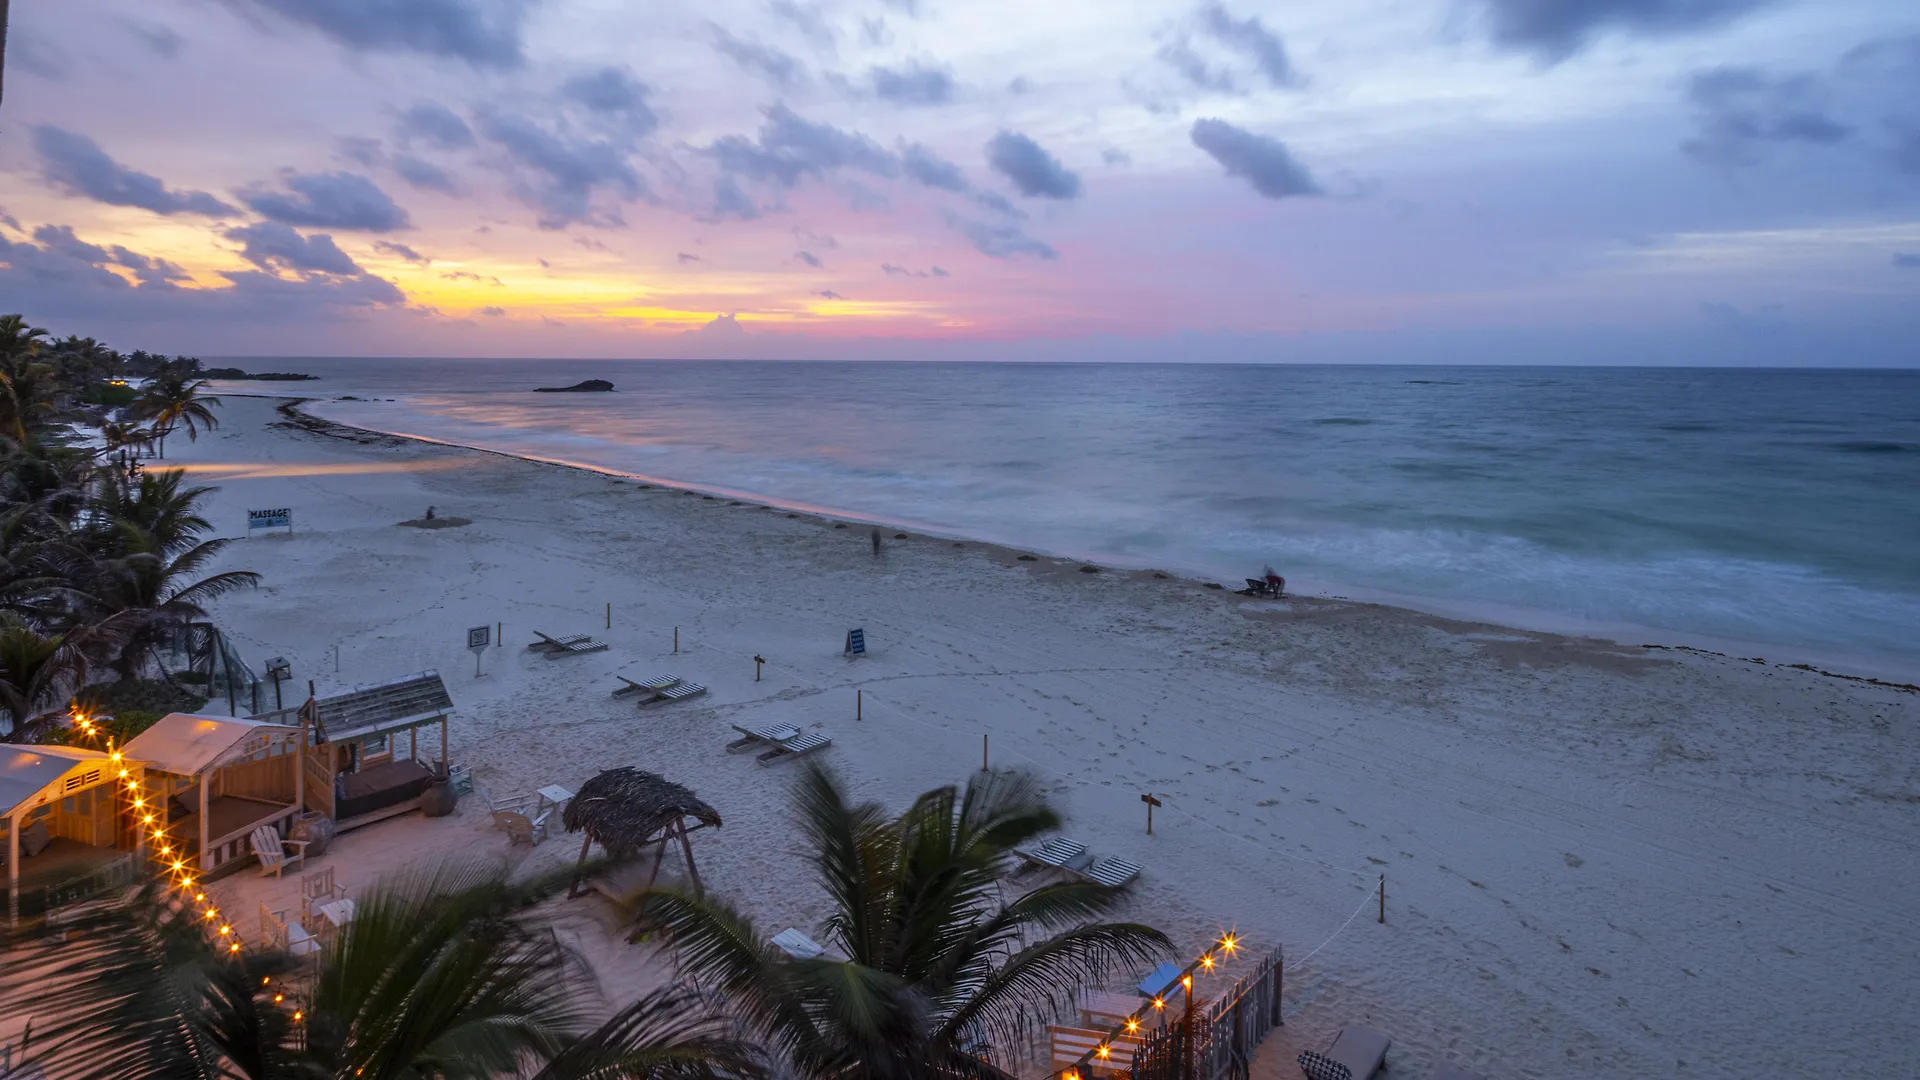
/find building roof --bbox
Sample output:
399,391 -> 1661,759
120,713 -> 301,777
249,671 -> 454,744
562,767 -> 722,857
0,744 -> 115,818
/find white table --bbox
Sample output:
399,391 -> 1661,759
315,898 -> 355,930
536,785 -> 575,815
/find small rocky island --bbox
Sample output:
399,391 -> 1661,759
532,379 -> 615,393
202,367 -> 318,381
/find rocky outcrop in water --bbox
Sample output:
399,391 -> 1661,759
533,379 -> 615,393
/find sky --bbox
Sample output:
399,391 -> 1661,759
1,0 -> 1917,364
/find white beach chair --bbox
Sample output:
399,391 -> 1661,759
1079,857 -> 1142,888
250,825 -> 308,878
613,674 -> 679,697
771,927 -> 827,960
1012,837 -> 1088,877
640,681 -> 706,705
479,785 -> 534,822
727,723 -> 799,753
300,868 -> 347,926
756,730 -> 832,766
497,808 -> 552,846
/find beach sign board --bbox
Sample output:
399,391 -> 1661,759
467,625 -> 491,650
247,507 -> 293,534
845,628 -> 866,656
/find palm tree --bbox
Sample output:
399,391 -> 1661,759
89,527 -> 260,680
0,862 -> 765,1080
90,468 -> 217,557
134,365 -> 221,459
0,621 -> 88,742
638,765 -> 1173,1079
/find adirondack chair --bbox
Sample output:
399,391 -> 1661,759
251,825 -> 308,878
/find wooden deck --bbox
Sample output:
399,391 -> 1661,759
178,796 -> 300,876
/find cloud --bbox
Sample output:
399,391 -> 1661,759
708,177 -> 762,221
677,252 -> 702,264
870,61 -> 955,105
391,154 -> 463,194
1190,118 -> 1321,199
560,66 -> 660,138
396,102 -> 475,149
242,171 -> 413,231
232,0 -> 533,69
969,190 -> 1022,216
10,29 -> 66,79
124,20 -> 184,57
1196,3 -> 1299,88
697,313 -> 747,337
1103,148 -> 1134,166
224,221 -> 365,275
704,105 -> 897,188
374,240 -> 431,263
881,0 -> 921,15
711,25 -> 804,88
901,143 -> 968,191
817,290 -> 845,299
478,305 -> 506,316
1472,0 -> 1776,64
478,111 -> 648,228
1681,67 -> 1851,167
1699,299 -> 1786,334
769,1 -> 835,47
943,213 -> 1057,260
440,270 -> 503,284
1894,253 -> 1920,268
31,126 -> 238,217
985,131 -> 1081,199
796,250 -> 823,268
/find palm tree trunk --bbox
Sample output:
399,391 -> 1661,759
1,0 -> 12,112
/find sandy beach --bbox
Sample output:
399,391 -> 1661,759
180,395 -> 1917,1080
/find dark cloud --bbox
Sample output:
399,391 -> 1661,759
31,225 -> 111,264
1158,39 -> 1237,93
560,66 -> 660,138
1190,118 -> 1321,199
10,30 -> 66,79
234,0 -> 533,69
1699,299 -> 1786,335
224,221 -> 364,276
478,111 -> 648,228
870,61 -> 955,105
985,131 -> 1081,199
793,227 -> 839,251
478,305 -> 506,316
900,143 -> 968,191
1473,0 -> 1776,63
337,136 -> 386,167
711,26 -> 804,88
1008,76 -> 1031,94
440,270 -> 503,284
1197,3 -> 1299,88
861,18 -> 892,47
374,240 -> 431,263
769,0 -> 836,47
1681,67 -> 1851,167
677,252 -> 702,264
708,177 -> 762,222
883,263 -> 952,277
881,0 -> 921,15
930,265 -> 950,277
392,154 -> 463,194
969,190 -> 1022,217
31,126 -> 239,217
817,290 -> 846,299
796,250 -> 823,268
950,215 -> 1058,259
242,171 -> 413,231
396,102 -> 475,149
1894,253 -> 1920,268
1103,148 -> 1134,166
124,20 -> 184,57
704,106 -> 897,188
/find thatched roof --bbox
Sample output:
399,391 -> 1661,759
562,767 -> 722,855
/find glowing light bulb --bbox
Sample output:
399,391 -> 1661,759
1097,1045 -> 1110,1060
1201,956 -> 1214,970
1220,934 -> 1237,952
1152,997 -> 1164,1010
274,994 -> 284,1004
228,944 -> 240,953
1126,1019 -> 1139,1033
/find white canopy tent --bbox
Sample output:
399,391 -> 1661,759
122,713 -> 304,876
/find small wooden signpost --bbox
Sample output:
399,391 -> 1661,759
468,625 -> 491,678
1142,792 -> 1162,834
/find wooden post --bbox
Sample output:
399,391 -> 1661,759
440,717 -> 449,773
606,602 -> 611,629
1142,793 -> 1162,835
496,621 -> 502,649
1378,874 -> 1385,924
755,655 -> 763,681
410,728 -> 417,762
1275,952 -> 1285,1027
677,818 -> 704,899
568,832 -> 594,898
673,627 -> 678,654
1182,974 -> 1196,1080
293,729 -> 304,819
982,733 -> 988,771
856,689 -> 862,721
7,805 -> 21,926
199,773 -> 211,873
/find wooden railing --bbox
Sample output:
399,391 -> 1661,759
204,803 -> 300,876
1129,946 -> 1284,1080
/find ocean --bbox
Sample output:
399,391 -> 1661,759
210,360 -> 1920,677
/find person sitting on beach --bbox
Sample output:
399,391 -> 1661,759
1264,565 -> 1285,596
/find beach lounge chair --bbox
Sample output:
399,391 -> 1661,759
1012,837 -> 1089,877
728,723 -> 799,753
772,927 -> 827,960
479,785 -> 534,821
250,825 -> 307,878
757,730 -> 832,766
497,808 -> 551,846
528,630 -> 592,652
640,681 -> 707,705
1298,1025 -> 1390,1080
613,674 -> 679,697
1137,961 -> 1182,1000
544,636 -> 608,657
1078,856 -> 1142,888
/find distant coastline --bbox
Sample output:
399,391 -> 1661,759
203,366 -> 318,381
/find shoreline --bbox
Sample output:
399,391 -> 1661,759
274,395 -> 1917,692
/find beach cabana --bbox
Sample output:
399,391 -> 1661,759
561,767 -> 721,898
2,744 -> 143,922
122,712 -> 305,877
253,671 -> 455,833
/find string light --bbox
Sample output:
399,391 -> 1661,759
1054,932 -> 1247,1078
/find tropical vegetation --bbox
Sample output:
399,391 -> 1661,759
0,313 -> 251,743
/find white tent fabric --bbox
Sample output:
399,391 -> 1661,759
0,744 -> 113,817
120,713 -> 299,777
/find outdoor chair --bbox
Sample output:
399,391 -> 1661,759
479,785 -> 534,821
300,868 -> 347,926
641,681 -> 706,704
771,927 -> 827,959
497,808 -> 551,846
1079,857 -> 1142,888
1298,1025 -> 1390,1080
1012,837 -> 1089,877
614,674 -> 679,697
756,730 -> 832,766
250,825 -> 307,878
1049,1024 -> 1143,1076
527,630 -> 591,652
727,723 -> 799,753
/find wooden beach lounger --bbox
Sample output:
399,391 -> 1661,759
527,630 -> 591,652
757,730 -> 832,766
638,681 -> 706,705
1012,836 -> 1089,876
544,636 -> 608,657
1077,856 -> 1142,888
1298,1025 -> 1390,1080
772,927 -> 827,959
728,723 -> 799,753
613,674 -> 679,697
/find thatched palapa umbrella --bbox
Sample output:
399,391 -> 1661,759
562,767 -> 722,898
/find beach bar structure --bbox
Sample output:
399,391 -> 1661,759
252,671 -> 455,833
2,743 -> 143,923
123,713 -> 306,877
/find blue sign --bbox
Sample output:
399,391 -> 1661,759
845,628 -> 866,655
247,508 -> 292,531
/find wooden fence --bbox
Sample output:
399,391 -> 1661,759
1129,945 -> 1284,1080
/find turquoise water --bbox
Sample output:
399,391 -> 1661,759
217,360 -> 1920,676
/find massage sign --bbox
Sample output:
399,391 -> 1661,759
247,507 -> 294,535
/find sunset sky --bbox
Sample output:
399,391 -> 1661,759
2,0 -> 1916,363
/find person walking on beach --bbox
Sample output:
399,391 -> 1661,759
1264,565 -> 1285,596
871,526 -> 883,558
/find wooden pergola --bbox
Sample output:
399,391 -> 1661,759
562,767 -> 722,899
2,743 -> 143,924
121,713 -> 305,877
